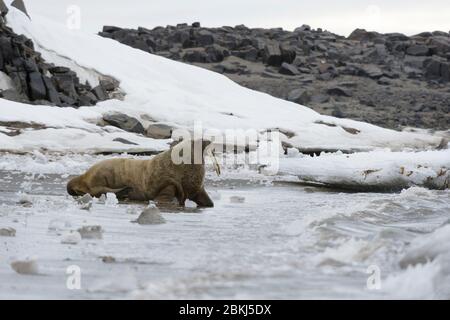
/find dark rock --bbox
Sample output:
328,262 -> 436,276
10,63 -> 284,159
49,66 -> 71,74
279,62 -> 299,76
58,93 -> 76,106
78,92 -> 97,106
358,65 -> 383,79
0,0 -> 9,17
145,123 -> 173,139
287,89 -> 310,104
28,72 -> 47,101
429,36 -> 450,55
92,85 -> 108,101
53,73 -> 78,99
327,86 -> 352,97
42,76 -> 61,105
103,113 -> 145,134
99,77 -> 119,92
263,41 -> 282,66
0,89 -> 26,102
205,45 -> 227,63
192,22 -> 201,28
113,137 -> 138,145
196,30 -> 215,46
406,44 -> 430,56
424,56 -> 450,81
102,26 -> 122,33
377,76 -> 391,85
385,33 -> 409,42
11,0 -> 30,19
280,46 -> 296,64
294,25 -> 311,32
348,29 -> 381,42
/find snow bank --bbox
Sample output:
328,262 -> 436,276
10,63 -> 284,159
0,4 -> 443,154
278,149 -> 450,190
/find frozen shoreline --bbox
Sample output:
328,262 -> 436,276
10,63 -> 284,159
1,161 -> 449,299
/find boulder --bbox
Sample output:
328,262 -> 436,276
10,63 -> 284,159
406,44 -> 430,56
11,0 -> 30,19
385,33 -> 409,42
424,56 -> 449,81
327,86 -> 352,97
294,25 -> 311,32
377,76 -> 391,85
358,65 -> 383,79
103,113 -> 145,134
428,36 -> 450,55
205,45 -> 227,63
280,46 -> 296,64
263,41 -> 283,66
42,76 -> 61,105
102,26 -> 122,33
196,30 -> 215,46
279,62 -> 300,76
28,72 -> 47,101
145,123 -> 173,139
348,29 -> 381,42
91,85 -> 108,101
53,73 -> 78,99
0,0 -> 8,17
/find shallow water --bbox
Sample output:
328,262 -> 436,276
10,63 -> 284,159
0,155 -> 449,299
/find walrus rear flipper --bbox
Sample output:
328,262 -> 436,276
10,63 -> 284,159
191,188 -> 214,208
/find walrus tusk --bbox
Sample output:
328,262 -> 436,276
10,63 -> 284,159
208,149 -> 221,176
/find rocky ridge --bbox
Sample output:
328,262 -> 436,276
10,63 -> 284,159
99,23 -> 450,130
0,8 -> 119,108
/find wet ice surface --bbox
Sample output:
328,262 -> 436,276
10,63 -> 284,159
0,155 -> 450,299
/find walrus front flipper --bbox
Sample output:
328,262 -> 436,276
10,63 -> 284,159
154,185 -> 178,204
88,186 -> 130,198
191,188 -> 214,208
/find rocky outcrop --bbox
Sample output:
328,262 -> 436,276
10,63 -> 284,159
100,23 -> 450,130
0,8 -> 119,108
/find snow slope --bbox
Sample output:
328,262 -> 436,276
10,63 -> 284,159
0,3 -> 444,154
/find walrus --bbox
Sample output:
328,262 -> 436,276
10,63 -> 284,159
67,139 -> 216,207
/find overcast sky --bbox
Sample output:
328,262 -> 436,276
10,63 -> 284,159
25,0 -> 450,36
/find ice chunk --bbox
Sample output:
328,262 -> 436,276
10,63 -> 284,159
105,193 -> 118,206
11,258 -> 39,275
76,194 -> 93,210
61,231 -> 82,244
230,196 -> 245,203
0,227 -> 16,237
135,207 -> 165,225
77,225 -> 103,239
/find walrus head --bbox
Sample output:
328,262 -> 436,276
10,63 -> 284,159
171,138 -> 213,165
67,176 -> 86,196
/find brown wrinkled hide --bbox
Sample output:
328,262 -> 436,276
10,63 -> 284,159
67,139 -> 214,207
